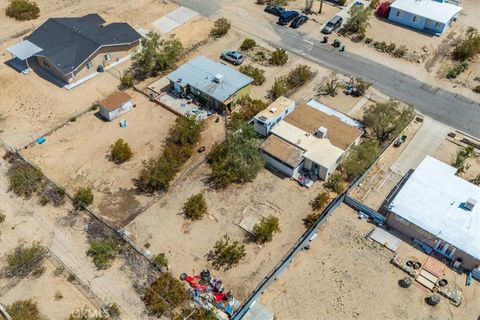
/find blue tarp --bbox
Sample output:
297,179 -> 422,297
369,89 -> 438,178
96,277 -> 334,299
36,137 -> 46,144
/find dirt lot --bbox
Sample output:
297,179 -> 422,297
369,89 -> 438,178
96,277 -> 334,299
20,90 -> 177,224
260,204 -> 480,320
125,165 -> 323,300
0,259 -> 97,319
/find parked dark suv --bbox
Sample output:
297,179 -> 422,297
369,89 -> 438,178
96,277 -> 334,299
277,11 -> 299,26
264,5 -> 285,16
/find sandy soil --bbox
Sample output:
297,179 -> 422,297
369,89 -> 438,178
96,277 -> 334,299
21,90 -> 177,225
260,204 -> 480,320
0,259 -> 97,320
126,165 -> 323,300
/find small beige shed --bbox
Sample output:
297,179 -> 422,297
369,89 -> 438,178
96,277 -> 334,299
99,91 -> 133,121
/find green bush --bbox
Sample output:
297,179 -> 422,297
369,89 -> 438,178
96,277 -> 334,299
285,64 -> 314,88
240,38 -> 256,50
270,77 -> 288,99
364,37 -> 373,44
183,193 -> 208,220
342,140 -> 380,181
303,212 -> 321,229
137,117 -> 203,193
311,191 -> 329,211
153,254 -> 168,268
8,163 -> 43,198
324,173 -> 345,194
239,64 -> 266,85
270,48 -> 289,66
5,0 -> 40,21
73,187 -> 94,210
453,27 -> 480,61
120,72 -> 134,88
208,235 -> 246,270
208,124 -> 264,188
3,242 -> 47,277
231,96 -> 268,125
446,62 -> 469,79
252,215 -> 280,244
143,272 -> 189,317
210,17 -> 231,38
110,139 -> 133,164
473,85 -> 480,94
7,300 -> 46,320
87,238 -> 119,270
392,45 -> 408,58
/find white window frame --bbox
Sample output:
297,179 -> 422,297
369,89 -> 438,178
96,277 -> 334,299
104,54 -> 111,61
86,62 -> 93,70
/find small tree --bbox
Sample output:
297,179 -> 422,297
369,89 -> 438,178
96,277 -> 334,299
6,300 -> 46,320
119,72 -> 134,88
311,191 -> 329,211
270,77 -> 288,99
239,64 -> 266,85
339,6 -> 371,36
210,18 -> 231,38
73,187 -> 94,210
232,96 -> 268,124
5,0 -> 40,21
252,215 -> 280,244
324,173 -> 345,194
342,140 -> 380,181
453,27 -> 480,61
3,242 -> 47,277
319,74 -> 338,96
87,238 -> 119,270
143,272 -> 189,317
270,48 -> 289,66
285,64 -> 313,88
183,193 -> 208,220
8,163 -> 43,198
240,38 -> 256,50
208,235 -> 246,270
110,139 -> 133,164
363,100 -> 415,143
303,212 -> 320,229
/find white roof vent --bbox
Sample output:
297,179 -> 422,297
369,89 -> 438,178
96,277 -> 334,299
214,74 -> 224,83
316,126 -> 328,139
269,107 -> 278,113
465,198 -> 477,211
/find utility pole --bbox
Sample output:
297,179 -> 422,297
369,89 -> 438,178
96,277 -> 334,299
319,0 -> 324,14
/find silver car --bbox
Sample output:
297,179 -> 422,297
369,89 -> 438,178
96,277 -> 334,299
221,50 -> 244,65
322,15 -> 343,34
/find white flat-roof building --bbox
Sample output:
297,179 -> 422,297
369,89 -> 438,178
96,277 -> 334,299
253,96 -> 296,136
388,156 -> 480,270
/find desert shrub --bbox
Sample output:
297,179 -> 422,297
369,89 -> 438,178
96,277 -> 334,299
270,77 -> 288,99
303,212 -> 321,229
340,6 -> 371,36
106,303 -> 121,317
451,146 -> 474,175
252,215 -> 280,243
153,254 -> 168,268
183,193 -> 208,220
0,212 -> 5,223
5,0 -> 40,21
342,140 -> 380,181
386,42 -> 396,53
38,184 -> 66,207
54,291 -> 63,300
392,45 -> 408,58
208,235 -> 246,270
73,187 -> 94,210
373,41 -> 388,52
446,61 -> 469,79
364,37 -> 373,44
174,307 -> 217,320
285,64 -> 313,88
210,17 -> 231,38
6,300 -> 46,320
208,124 -> 264,188
239,64 -> 266,85
269,48 -> 289,66
87,238 -> 119,270
70,117 -> 77,122
453,27 -> 480,61
240,38 -> 256,50
324,173 -> 345,194
119,72 -> 134,88
231,96 -> 268,125
369,0 -> 380,9
3,242 -> 47,277
143,272 -> 188,317
31,265 -> 46,278
8,163 -> 43,198
319,74 -> 339,96
473,85 -> 480,94
363,100 -> 415,143
137,116 -> 203,193
110,139 -> 133,164
311,191 -> 329,211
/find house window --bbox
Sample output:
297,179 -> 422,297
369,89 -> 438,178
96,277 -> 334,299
412,15 -> 418,23
86,62 -> 93,70
444,246 -> 454,257
395,10 -> 402,18
435,22 -> 441,28
436,240 -> 446,251
104,54 -> 111,61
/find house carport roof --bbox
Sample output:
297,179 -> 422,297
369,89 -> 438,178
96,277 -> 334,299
6,40 -> 42,61
390,0 -> 462,24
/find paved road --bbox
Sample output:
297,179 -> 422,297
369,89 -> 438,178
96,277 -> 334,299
176,0 -> 480,137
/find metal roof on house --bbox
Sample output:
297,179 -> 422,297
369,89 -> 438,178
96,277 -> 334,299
261,134 -> 304,168
24,14 -> 141,76
390,0 -> 462,24
6,40 -> 42,61
166,56 -> 253,103
391,156 -> 480,260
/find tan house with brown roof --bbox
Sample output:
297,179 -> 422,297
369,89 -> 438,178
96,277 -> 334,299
256,98 -> 363,184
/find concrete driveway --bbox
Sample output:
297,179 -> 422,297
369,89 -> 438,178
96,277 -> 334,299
390,117 -> 452,175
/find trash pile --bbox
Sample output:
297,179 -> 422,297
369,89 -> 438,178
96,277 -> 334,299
391,255 -> 420,278
180,270 -> 240,319
437,284 -> 463,307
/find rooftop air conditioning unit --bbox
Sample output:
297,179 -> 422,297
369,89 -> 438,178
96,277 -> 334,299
316,126 -> 328,139
214,74 -> 224,83
269,107 -> 278,113
465,198 -> 477,211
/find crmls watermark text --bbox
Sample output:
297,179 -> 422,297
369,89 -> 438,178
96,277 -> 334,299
70,308 -> 106,318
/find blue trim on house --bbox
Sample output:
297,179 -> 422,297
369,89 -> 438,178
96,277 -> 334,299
387,7 -> 448,35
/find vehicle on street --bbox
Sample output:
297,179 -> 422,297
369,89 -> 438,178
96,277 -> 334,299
322,15 -> 343,34
264,5 -> 285,16
290,15 -> 308,28
220,50 -> 244,65
278,11 -> 300,26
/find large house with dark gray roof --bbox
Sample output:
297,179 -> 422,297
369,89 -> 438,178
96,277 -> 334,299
7,14 -> 141,85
